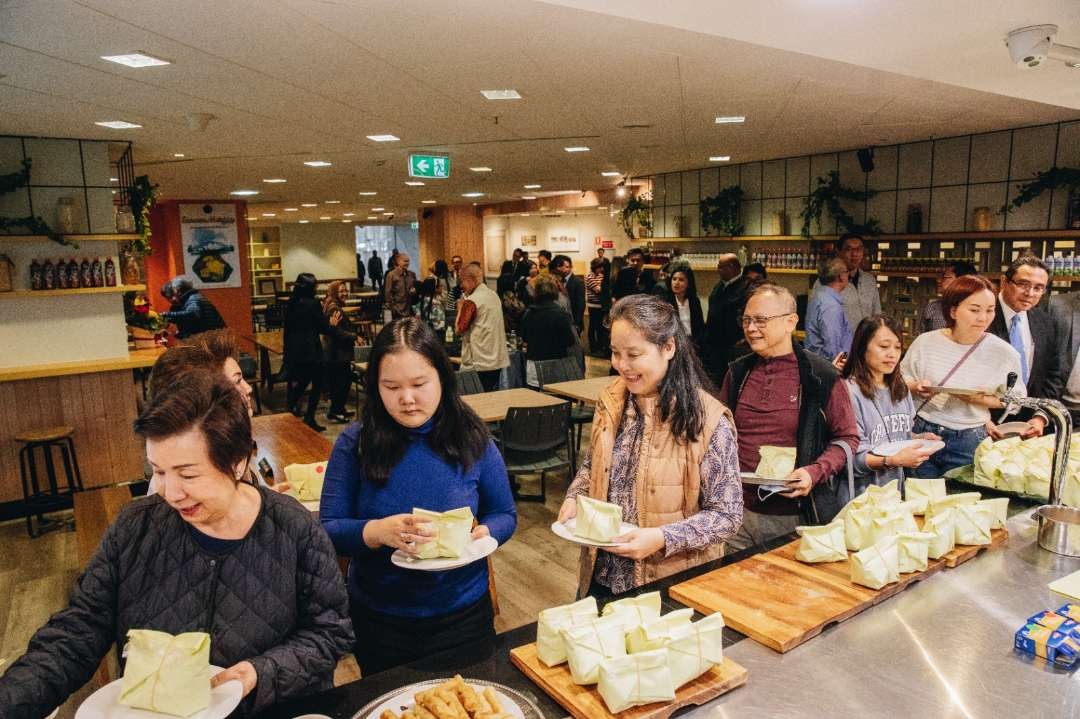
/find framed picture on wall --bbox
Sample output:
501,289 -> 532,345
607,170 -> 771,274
256,278 -> 279,295
549,234 -> 579,252
520,234 -> 537,247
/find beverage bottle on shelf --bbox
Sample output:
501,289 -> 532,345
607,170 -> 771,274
444,323 -> 455,343
91,257 -> 104,287
67,258 -> 80,288
56,257 -> 69,289
42,259 -> 55,290
30,258 -> 42,290
104,256 -> 117,287
80,258 -> 92,288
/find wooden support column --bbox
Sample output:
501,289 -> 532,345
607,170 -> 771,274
418,205 -> 483,270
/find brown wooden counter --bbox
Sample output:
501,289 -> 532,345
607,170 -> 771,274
0,348 -> 164,383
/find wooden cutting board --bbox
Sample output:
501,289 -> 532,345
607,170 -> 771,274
509,642 -> 747,719
669,528 -> 1006,653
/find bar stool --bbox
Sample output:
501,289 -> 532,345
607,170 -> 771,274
15,425 -> 84,538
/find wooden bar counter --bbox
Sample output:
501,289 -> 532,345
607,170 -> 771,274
0,348 -> 163,504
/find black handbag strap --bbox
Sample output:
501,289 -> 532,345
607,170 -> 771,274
915,334 -> 986,416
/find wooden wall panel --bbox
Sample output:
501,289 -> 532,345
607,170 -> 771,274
0,371 -> 144,503
418,205 -> 483,270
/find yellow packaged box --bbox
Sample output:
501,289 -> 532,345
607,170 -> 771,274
536,596 -> 598,666
597,649 -> 676,713
574,496 -> 623,543
795,519 -> 847,563
412,506 -> 474,560
118,630 -> 210,717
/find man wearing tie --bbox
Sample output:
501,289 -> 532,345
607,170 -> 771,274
988,255 -> 1060,434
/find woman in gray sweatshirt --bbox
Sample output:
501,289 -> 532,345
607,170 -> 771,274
840,315 -> 941,503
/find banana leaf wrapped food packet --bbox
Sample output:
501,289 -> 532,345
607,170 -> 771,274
282,461 -> 327,502
755,445 -> 796,480
118,630 -> 210,717
925,492 -> 981,519
903,477 -> 946,515
562,614 -> 628,685
626,608 -> 694,654
954,503 -> 993,546
923,507 -> 956,559
665,613 -> 725,690
865,479 -> 902,507
574,496 -> 623,543
795,519 -> 847,563
867,506 -> 918,545
850,535 -> 900,590
896,531 -> 935,573
978,497 -> 1009,530
412,506 -> 474,560
597,649 -> 676,714
536,596 -> 598,666
844,505 -> 878,551
602,591 -> 663,625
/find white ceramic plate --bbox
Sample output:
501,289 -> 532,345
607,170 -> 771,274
873,438 -> 946,457
390,534 -> 498,571
739,471 -> 789,487
925,385 -> 985,396
76,665 -> 242,719
996,421 -> 1031,438
551,517 -> 638,547
361,679 -> 534,719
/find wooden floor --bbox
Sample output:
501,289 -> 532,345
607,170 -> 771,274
0,354 -> 610,713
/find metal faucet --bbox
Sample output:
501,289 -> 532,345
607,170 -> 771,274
999,372 -> 1073,504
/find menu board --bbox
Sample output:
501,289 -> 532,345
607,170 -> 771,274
179,203 -> 241,289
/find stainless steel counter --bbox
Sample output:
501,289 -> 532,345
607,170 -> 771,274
706,509 -> 1080,718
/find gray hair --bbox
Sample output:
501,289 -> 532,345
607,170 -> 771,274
747,282 -> 797,314
461,264 -> 484,282
818,256 -> 848,285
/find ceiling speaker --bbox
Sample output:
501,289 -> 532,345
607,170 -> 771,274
857,148 -> 874,173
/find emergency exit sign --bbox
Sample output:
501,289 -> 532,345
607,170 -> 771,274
409,154 -> 450,179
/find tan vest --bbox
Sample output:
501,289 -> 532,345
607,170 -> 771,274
578,377 -> 733,594
461,283 -> 510,372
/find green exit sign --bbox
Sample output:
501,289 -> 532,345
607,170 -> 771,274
409,154 -> 450,179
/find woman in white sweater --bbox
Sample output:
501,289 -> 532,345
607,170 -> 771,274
900,275 -> 1029,477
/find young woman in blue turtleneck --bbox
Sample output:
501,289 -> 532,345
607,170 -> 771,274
320,317 -> 516,675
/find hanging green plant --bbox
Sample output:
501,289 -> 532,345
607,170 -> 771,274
128,175 -> 159,256
1000,166 -> 1080,215
0,158 -> 72,247
618,192 -> 653,240
700,184 -> 744,236
801,170 -> 881,238
0,159 -> 31,195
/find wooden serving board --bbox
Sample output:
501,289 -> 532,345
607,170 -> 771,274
509,642 -> 747,719
669,527 -> 1007,654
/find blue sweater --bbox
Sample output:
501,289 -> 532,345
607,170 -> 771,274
320,421 -> 516,618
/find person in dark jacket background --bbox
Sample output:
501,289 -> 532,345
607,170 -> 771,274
367,251 -> 383,292
285,273 -> 342,432
162,275 -> 226,339
520,274 -> 578,387
0,372 -> 353,718
552,254 -> 585,333
322,280 -> 359,424
664,267 -> 705,354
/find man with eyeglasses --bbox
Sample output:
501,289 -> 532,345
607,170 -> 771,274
720,284 -> 859,550
987,255 -> 1060,433
812,234 -> 881,329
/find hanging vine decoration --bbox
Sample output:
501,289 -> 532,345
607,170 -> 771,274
128,175 -> 159,256
1000,166 -> 1080,215
801,170 -> 881,238
700,184 -> 745,236
618,192 -> 653,240
0,158 -> 72,247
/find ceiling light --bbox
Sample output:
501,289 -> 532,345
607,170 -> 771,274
404,181 -> 425,186
382,211 -> 394,215
616,187 -> 627,198
261,213 -> 276,217
600,171 -> 621,177
367,215 -> 378,220
342,219 -> 351,223
366,134 -> 400,142
462,192 -> 484,198
100,52 -> 171,68
522,195 -> 536,200
421,200 -> 437,204
284,208 -> 299,212
301,202 -> 318,207
325,200 -> 341,204
714,116 -> 746,124
357,191 -> 377,196
299,219 -> 310,224
304,160 -> 332,167
470,167 -> 493,172
524,184 -> 541,189
555,210 -> 566,214
564,146 -> 590,153
172,153 -> 185,158
371,207 -> 385,211
262,178 -> 287,183
109,177 -> 119,182
230,189 -> 259,196
320,216 -> 331,220
709,156 -> 731,162
480,89 -> 521,100
95,120 -> 142,129
521,213 -> 529,217
343,212 -> 355,217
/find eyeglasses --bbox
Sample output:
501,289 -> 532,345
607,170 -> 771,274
738,313 -> 793,328
1007,278 -> 1047,295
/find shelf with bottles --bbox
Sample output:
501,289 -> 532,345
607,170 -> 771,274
647,235 -> 825,243
0,284 -> 145,299
0,233 -> 141,244
251,255 -> 282,261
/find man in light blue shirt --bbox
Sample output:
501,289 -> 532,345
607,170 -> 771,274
805,256 -> 853,364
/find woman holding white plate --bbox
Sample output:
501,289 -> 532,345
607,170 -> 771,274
841,315 -> 942,503
321,318 -> 516,675
557,294 -> 743,598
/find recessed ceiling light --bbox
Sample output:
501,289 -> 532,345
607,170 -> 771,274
261,212 -> 276,217
421,200 -> 437,204
480,89 -> 521,100
342,219 -> 351,223
100,52 -> 171,68
709,156 -> 731,162
524,184 -> 541,189
470,167 -> 493,172
230,189 -> 259,196
284,207 -> 299,212
325,200 -> 341,204
109,177 -> 119,182
555,210 -> 566,214
382,211 -> 394,215
462,192 -> 484,198
371,207 -> 385,211
95,120 -> 142,129
714,116 -> 746,124
522,195 -> 536,200
367,215 -> 378,220
304,160 -> 332,167
262,178 -> 287,183
564,146 -> 590,153
343,212 -> 355,217
320,216 -> 331,220
357,191 -> 377,196
301,202 -> 318,207
298,219 -> 310,224
173,153 -> 185,158
404,181 -> 425,186
366,134 -> 400,142
600,171 -> 621,177
520,213 -> 529,217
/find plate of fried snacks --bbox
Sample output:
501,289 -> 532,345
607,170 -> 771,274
358,675 -> 544,719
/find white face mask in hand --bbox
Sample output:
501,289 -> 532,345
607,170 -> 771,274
757,484 -> 790,502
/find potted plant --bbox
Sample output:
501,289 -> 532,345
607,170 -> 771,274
619,192 -> 653,240
124,291 -> 167,349
1000,166 -> 1080,217
700,184 -> 745,236
801,170 -> 881,238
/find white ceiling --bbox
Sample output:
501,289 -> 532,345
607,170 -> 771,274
1,0 -> 1077,225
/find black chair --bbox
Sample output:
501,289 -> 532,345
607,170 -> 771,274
264,302 -> 286,330
16,426 -> 84,537
497,402 -> 571,502
237,354 -> 262,414
535,356 -> 594,469
353,345 -> 373,404
456,368 -> 485,396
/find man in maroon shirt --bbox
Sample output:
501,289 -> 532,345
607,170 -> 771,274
719,284 -> 859,550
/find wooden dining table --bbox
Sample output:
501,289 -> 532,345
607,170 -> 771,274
251,412 -> 333,492
248,330 -> 285,390
541,376 -> 613,406
461,387 -> 566,423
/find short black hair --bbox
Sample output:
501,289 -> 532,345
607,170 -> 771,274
627,247 -> 645,258
552,254 -> 571,270
946,260 -> 978,277
839,233 -> 864,249
1004,254 -> 1049,280
538,249 -> 552,260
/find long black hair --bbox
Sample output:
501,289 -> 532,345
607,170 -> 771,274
359,317 -> 490,483
842,314 -> 909,403
609,294 -> 713,443
289,272 -> 317,306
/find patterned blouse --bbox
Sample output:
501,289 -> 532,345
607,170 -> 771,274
566,394 -> 743,594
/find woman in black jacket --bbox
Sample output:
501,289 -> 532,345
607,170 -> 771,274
321,280 -> 359,424
0,372 -> 353,718
284,273 -> 341,431
665,267 -> 705,353
520,274 -> 578,388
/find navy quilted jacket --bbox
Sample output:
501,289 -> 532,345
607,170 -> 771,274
0,488 -> 353,718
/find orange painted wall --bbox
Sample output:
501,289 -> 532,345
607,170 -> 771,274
146,199 -> 254,352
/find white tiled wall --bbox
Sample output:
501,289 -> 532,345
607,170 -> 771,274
650,120 -> 1080,237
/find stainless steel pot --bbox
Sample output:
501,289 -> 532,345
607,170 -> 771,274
1037,505 -> 1080,558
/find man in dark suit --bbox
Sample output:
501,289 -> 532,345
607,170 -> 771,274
552,254 -> 585,333
704,253 -> 749,384
1050,290 -> 1080,426
988,255 -> 1060,433
596,247 -> 611,278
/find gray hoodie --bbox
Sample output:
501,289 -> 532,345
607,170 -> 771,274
845,379 -> 915,487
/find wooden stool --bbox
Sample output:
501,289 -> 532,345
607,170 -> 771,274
15,425 -> 84,538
